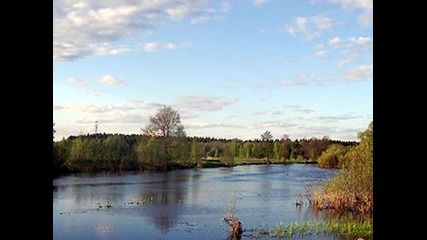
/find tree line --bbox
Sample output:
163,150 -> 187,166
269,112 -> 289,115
53,106 -> 358,175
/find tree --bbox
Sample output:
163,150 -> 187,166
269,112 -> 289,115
143,106 -> 184,137
221,139 -> 237,167
137,136 -> 168,170
261,130 -> 273,163
317,144 -> 348,168
301,137 -> 330,162
103,135 -> 130,171
261,130 -> 273,141
309,121 -> 373,214
170,134 -> 190,166
281,136 -> 292,162
242,142 -> 252,159
190,138 -> 201,167
273,141 -> 283,161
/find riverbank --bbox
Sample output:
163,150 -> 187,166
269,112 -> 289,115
149,157 -> 317,171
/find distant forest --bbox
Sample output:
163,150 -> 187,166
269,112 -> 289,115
53,132 -> 357,175
53,106 -> 358,176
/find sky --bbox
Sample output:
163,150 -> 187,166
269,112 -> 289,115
53,0 -> 373,142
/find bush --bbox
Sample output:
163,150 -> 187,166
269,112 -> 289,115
317,144 -> 348,169
308,121 -> 373,214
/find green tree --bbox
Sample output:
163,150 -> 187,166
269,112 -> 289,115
86,138 -> 104,169
221,139 -> 237,167
301,137 -> 330,162
66,138 -> 88,171
190,138 -> 202,167
137,136 -> 168,170
242,142 -> 252,159
261,130 -> 273,163
53,137 -> 72,174
273,141 -> 283,161
317,144 -> 348,168
103,135 -> 130,171
171,134 -> 190,166
214,148 -> 219,158
309,121 -> 373,214
143,105 -> 184,137
252,143 -> 262,159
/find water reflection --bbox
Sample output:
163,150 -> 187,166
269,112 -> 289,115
53,164 -> 337,239
135,172 -> 187,233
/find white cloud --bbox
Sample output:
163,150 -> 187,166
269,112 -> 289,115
95,47 -> 130,56
328,37 -> 342,47
186,122 -> 239,129
174,96 -> 239,112
337,53 -> 358,66
349,36 -> 372,46
283,105 -> 315,114
282,59 -> 294,66
286,15 -> 336,40
253,0 -> 269,6
253,110 -> 283,116
74,112 -> 147,124
327,0 -> 373,26
66,103 -> 134,113
143,42 -> 190,52
315,43 -> 324,49
53,0 -> 217,61
246,121 -> 297,131
190,16 -> 211,24
131,101 -> 163,109
314,36 -> 372,64
98,74 -> 124,85
67,77 -> 99,96
342,65 -> 373,81
314,50 -> 329,58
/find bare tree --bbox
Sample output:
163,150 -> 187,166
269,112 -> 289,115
142,106 -> 184,137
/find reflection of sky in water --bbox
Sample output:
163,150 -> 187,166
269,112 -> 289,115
53,164 -> 336,239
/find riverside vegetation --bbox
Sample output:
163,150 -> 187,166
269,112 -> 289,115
53,106 -> 356,175
53,106 -> 373,239
223,121 -> 373,239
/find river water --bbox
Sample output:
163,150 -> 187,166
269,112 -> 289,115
53,164 -> 336,239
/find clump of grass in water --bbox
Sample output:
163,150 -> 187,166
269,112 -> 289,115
268,220 -> 312,238
265,217 -> 372,240
222,195 -> 243,239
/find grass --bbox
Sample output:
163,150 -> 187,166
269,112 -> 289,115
260,217 -> 372,239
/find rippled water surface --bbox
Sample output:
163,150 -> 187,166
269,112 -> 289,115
53,164 -> 336,239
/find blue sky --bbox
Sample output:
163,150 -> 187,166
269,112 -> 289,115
53,0 -> 373,141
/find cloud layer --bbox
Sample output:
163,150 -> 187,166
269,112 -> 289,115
286,15 -> 336,40
53,0 -> 220,61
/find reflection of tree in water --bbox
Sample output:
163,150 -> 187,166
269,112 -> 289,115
137,171 -> 189,233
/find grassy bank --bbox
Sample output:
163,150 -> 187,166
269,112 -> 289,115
200,157 -> 314,168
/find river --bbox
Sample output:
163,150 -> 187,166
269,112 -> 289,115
53,164 -> 336,239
